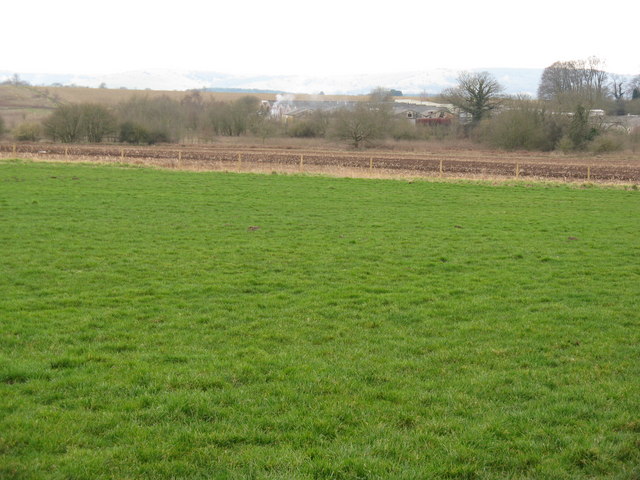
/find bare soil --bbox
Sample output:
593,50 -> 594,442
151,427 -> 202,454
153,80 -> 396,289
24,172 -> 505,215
2,142 -> 639,183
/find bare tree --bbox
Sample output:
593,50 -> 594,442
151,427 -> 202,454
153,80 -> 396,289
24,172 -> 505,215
4,73 -> 29,86
43,104 -> 117,143
368,87 -> 394,103
82,104 -> 117,142
180,90 -> 205,134
117,95 -> 185,142
330,103 -> 391,148
218,96 -> 261,136
443,71 -> 504,123
583,56 -> 609,95
609,74 -> 627,115
538,57 -> 609,107
610,75 -> 625,101
43,105 -> 84,143
629,75 -> 640,100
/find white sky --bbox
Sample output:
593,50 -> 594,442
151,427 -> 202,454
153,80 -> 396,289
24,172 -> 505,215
4,0 -> 639,76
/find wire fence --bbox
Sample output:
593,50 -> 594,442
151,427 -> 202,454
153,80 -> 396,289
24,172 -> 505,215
1,143 -> 639,183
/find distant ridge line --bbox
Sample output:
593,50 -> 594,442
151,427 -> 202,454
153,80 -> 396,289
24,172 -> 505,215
202,87 -> 287,94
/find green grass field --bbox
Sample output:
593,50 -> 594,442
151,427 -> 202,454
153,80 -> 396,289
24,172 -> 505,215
1,160 -> 639,479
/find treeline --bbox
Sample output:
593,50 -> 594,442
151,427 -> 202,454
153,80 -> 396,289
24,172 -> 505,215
439,57 -> 640,153
6,92 -> 273,144
1,91 -> 418,147
3,93 -> 638,154
475,100 -> 613,152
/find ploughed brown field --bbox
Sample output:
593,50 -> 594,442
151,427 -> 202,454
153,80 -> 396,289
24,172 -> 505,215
2,142 -> 640,183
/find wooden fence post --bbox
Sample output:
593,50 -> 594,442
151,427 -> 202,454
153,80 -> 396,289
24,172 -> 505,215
587,166 -> 591,181
13,144 -> 16,156
370,157 -> 373,170
238,153 -> 242,168
516,163 -> 520,179
439,159 -> 443,177
300,154 -> 304,169
120,149 -> 124,162
65,146 -> 68,158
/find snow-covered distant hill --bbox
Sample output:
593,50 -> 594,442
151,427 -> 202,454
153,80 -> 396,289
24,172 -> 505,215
1,68 -> 545,96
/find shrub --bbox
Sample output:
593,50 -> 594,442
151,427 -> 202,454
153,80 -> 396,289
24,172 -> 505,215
42,103 -> 118,143
14,123 -> 41,142
146,130 -> 169,144
630,127 -> 640,153
251,117 -> 282,142
289,119 -> 323,138
590,133 -> 624,153
82,104 -> 117,142
557,136 -> 575,153
291,111 -> 329,139
119,122 -> 168,145
390,121 -> 420,141
477,101 -> 564,151
420,122 -> 460,141
626,99 -> 640,115
119,121 -> 150,144
43,105 -> 83,143
567,105 -> 598,151
117,95 -> 185,142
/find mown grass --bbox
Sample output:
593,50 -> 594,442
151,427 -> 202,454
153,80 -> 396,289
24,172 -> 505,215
1,160 -> 639,479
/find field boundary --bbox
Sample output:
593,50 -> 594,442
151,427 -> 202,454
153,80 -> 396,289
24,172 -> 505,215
1,142 -> 639,184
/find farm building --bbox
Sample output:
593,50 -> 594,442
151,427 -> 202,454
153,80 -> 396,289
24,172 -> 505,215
268,100 -> 354,120
266,97 -> 458,124
393,102 -> 455,125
